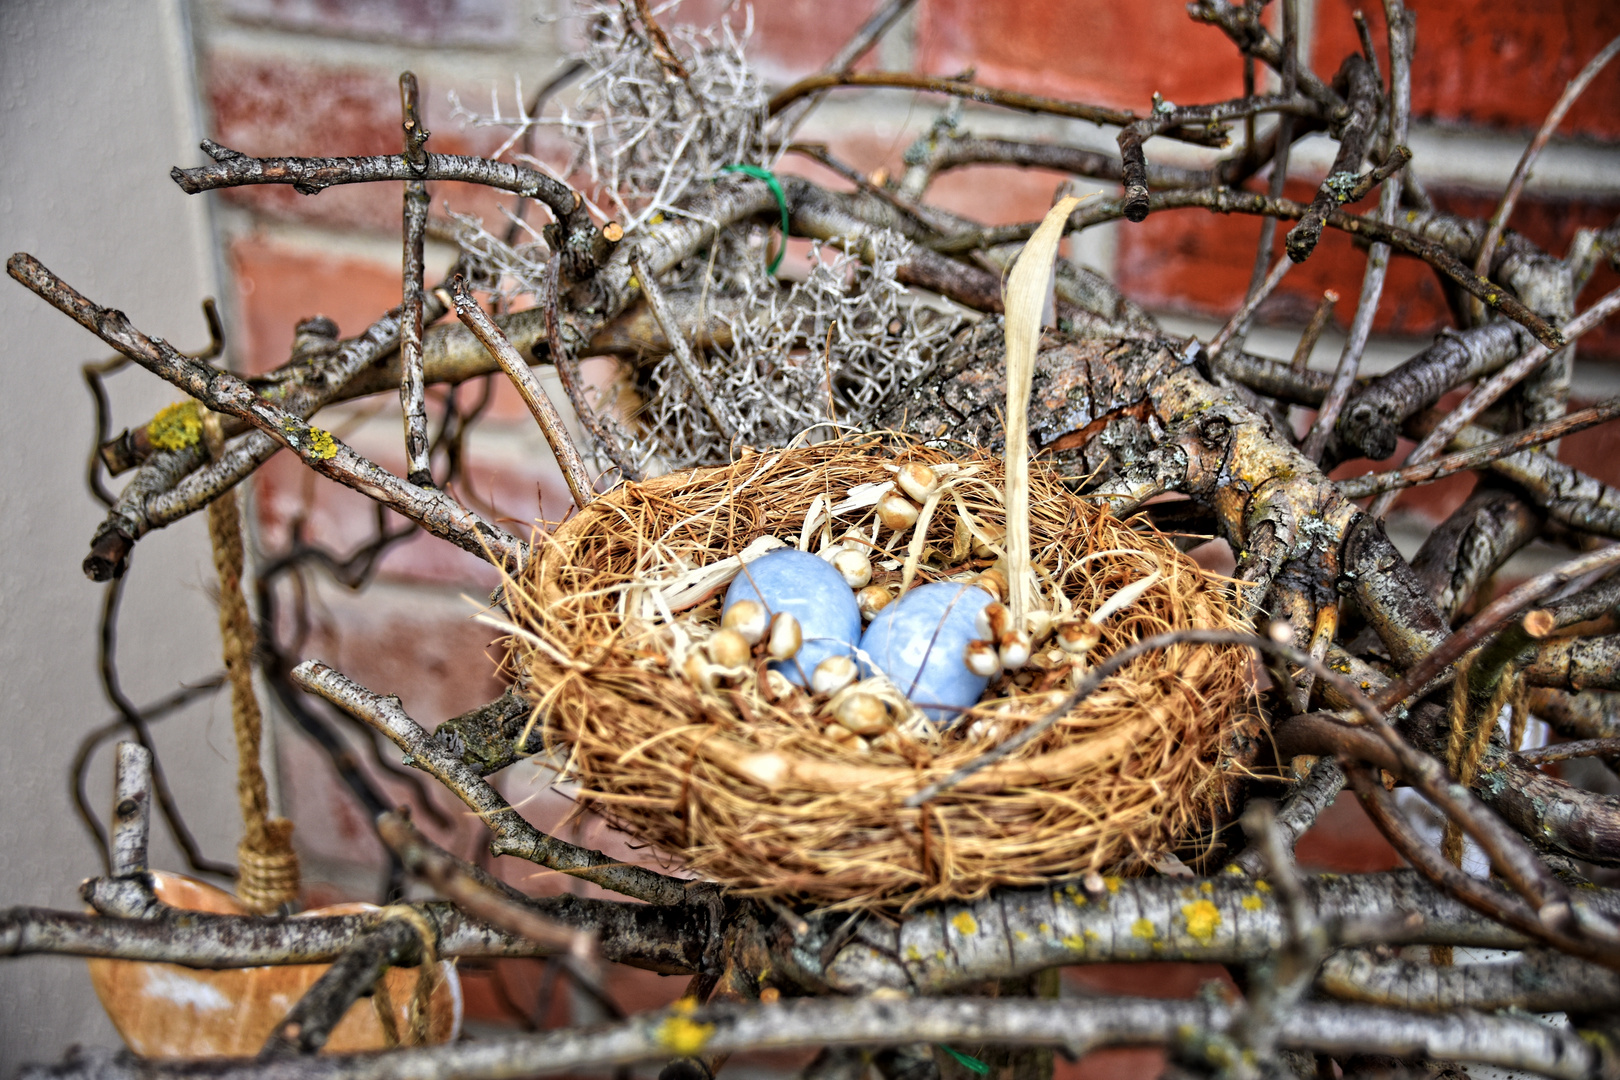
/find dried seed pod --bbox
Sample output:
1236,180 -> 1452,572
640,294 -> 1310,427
707,627 -> 752,670
971,523 -> 1005,559
974,601 -> 1011,642
855,584 -> 893,621
850,735 -> 872,755
963,639 -> 1002,678
811,655 -> 858,696
1055,620 -> 1102,655
762,669 -> 796,701
682,652 -> 719,691
896,462 -> 939,503
833,692 -> 891,736
823,722 -> 857,744
998,629 -> 1032,671
876,489 -> 920,533
767,611 -> 803,661
830,547 -> 873,589
721,598 -> 768,645
973,568 -> 1007,602
1023,609 -> 1054,645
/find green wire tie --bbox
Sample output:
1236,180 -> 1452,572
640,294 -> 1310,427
937,1046 -> 990,1075
721,163 -> 789,274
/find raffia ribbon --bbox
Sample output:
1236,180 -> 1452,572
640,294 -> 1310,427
204,413 -> 300,914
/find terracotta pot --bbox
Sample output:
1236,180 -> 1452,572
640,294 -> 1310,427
88,871 -> 461,1057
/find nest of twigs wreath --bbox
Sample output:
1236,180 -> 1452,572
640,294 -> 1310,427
505,436 -> 1256,909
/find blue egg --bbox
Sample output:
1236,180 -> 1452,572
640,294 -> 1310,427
723,549 -> 862,687
859,581 -> 995,723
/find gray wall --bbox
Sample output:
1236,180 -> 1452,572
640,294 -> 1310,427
0,0 -> 243,1063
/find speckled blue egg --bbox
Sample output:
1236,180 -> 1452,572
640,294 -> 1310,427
859,581 -> 995,723
723,549 -> 862,687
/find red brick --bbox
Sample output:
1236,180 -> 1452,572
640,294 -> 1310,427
1293,792 -> 1402,873
1057,1048 -> 1168,1080
916,1 -> 1256,114
223,0 -> 519,47
230,235 -> 405,373
1314,0 -> 1620,140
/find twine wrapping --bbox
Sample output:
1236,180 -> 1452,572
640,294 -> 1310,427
372,906 -> 439,1046
1434,660 -> 1520,965
204,413 -> 299,914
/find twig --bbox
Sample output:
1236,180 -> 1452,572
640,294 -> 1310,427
1284,55 -> 1380,262
1232,758 -> 1346,876
96,576 -> 234,879
376,812 -> 593,960
1289,290 -> 1339,373
1472,34 -> 1620,309
110,743 -> 152,877
767,73 -> 1231,147
1299,23 -> 1411,462
260,917 -> 429,1056
1118,93 -> 1317,222
399,72 -> 433,487
1398,284 -> 1620,481
1338,393 -> 1620,497
448,277 -> 595,509
16,995 -> 1602,1080
631,254 -> 732,441
171,144 -> 596,270
1519,738 -> 1620,767
1374,545 -> 1620,711
1209,254 -> 1292,358
290,660 -> 697,907
7,254 -> 526,570
769,0 -> 920,148
543,256 -> 640,481
1243,0 -> 1298,308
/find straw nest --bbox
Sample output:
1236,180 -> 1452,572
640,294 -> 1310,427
506,437 -> 1257,909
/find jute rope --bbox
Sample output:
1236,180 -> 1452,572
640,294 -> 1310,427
1433,659 -> 1519,965
203,414 -> 299,914
370,906 -> 439,1046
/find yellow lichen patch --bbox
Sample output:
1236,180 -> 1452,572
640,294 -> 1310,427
1014,930 -> 1029,942
950,911 -> 980,936
306,427 -> 338,460
1038,922 -> 1051,935
1254,880 -> 1271,893
1199,881 -> 1213,894
1103,876 -> 1122,893
1181,900 -> 1221,944
1241,894 -> 1264,912
148,401 -> 203,451
1131,918 -> 1157,940
657,1013 -> 716,1057
904,945 -> 923,962
1060,934 -> 1086,951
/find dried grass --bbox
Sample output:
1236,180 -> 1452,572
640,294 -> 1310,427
505,438 -> 1256,909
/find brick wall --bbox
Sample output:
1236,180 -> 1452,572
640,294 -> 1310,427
187,0 -> 1618,1050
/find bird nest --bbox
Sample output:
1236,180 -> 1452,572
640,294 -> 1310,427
505,437 -> 1258,909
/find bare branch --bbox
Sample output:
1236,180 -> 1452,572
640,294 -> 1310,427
17,995 -> 1602,1080
7,254 -> 525,569
448,276 -> 595,509
289,660 -> 698,907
